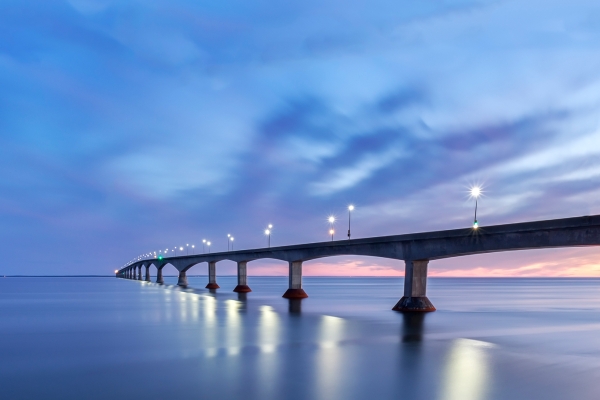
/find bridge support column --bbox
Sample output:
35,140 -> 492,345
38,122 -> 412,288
137,266 -> 142,280
282,261 -> 308,298
206,261 -> 220,289
177,270 -> 188,287
393,259 -> 435,312
233,261 -> 252,292
127,269 -> 131,279
145,265 -> 150,282
156,267 -> 164,284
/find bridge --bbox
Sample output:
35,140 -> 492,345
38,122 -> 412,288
116,215 -> 600,312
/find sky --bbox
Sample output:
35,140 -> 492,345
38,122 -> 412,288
1,0 -> 600,276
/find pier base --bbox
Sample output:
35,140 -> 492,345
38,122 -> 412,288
392,296 -> 436,312
282,288 -> 308,298
177,270 -> 188,287
282,261 -> 308,298
233,262 -> 251,293
393,259 -> 435,312
156,268 -> 164,284
206,261 -> 219,289
233,285 -> 252,292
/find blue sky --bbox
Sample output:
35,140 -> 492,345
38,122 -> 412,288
2,0 -> 600,276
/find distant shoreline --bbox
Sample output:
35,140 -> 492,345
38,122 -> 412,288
3,275 -> 600,279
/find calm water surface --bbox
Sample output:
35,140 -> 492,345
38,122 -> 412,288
2,276 -> 600,399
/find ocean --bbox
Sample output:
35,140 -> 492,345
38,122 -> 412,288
2,276 -> 600,399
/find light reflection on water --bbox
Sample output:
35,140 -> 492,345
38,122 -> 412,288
441,339 -> 494,400
1,277 -> 600,399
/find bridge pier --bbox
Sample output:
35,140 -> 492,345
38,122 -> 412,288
206,261 -> 220,289
282,261 -> 308,298
156,267 -> 164,284
233,261 -> 252,292
177,270 -> 188,287
137,266 -> 142,280
145,265 -> 150,282
393,259 -> 435,312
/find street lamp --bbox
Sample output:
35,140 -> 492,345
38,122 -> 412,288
265,224 -> 273,247
227,234 -> 231,251
230,236 -> 234,251
207,241 -> 211,253
186,244 -> 189,255
329,228 -> 335,241
202,239 -> 206,253
191,244 -> 195,254
471,186 -> 482,229
348,204 -> 354,239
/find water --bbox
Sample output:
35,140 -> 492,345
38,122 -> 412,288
2,276 -> 600,399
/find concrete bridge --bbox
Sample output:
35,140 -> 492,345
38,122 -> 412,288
116,215 -> 600,312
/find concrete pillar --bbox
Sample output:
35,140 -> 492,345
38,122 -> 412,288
137,266 -> 142,280
145,265 -> 151,282
177,270 -> 188,287
392,259 -> 435,312
233,261 -> 252,292
127,269 -> 131,279
156,267 -> 164,284
206,261 -> 220,289
282,260 -> 308,298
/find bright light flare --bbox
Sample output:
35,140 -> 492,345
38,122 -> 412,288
329,229 -> 335,235
470,186 -> 482,198
265,229 -> 270,235
348,205 -> 355,211
328,216 -> 336,224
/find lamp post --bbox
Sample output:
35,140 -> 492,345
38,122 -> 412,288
191,244 -> 195,254
186,244 -> 189,255
328,215 -> 336,241
227,234 -> 231,251
265,224 -> 273,247
202,239 -> 206,253
230,237 -> 234,251
207,241 -> 211,253
348,204 -> 354,239
471,186 -> 482,229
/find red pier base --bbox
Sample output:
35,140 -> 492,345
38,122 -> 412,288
233,285 -> 252,293
282,288 -> 308,299
392,296 -> 436,312
205,283 -> 220,289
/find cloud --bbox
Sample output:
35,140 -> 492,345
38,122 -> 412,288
2,0 -> 600,275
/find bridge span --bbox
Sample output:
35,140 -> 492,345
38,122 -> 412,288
117,215 -> 600,311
